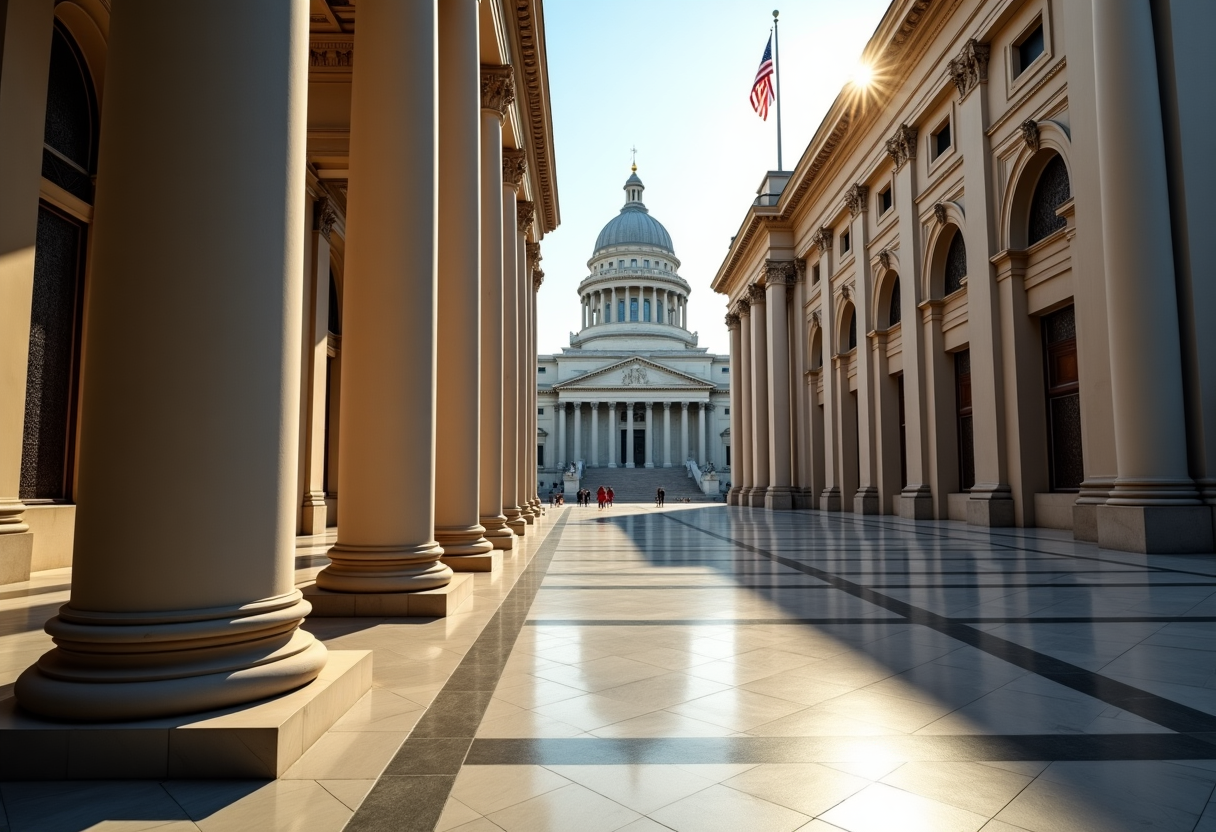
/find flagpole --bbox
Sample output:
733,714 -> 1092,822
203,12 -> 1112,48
773,9 -> 784,171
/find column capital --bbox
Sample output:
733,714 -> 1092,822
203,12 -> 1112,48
725,312 -> 741,330
681,401 -> 690,411
526,241 -> 542,272
747,283 -> 766,305
794,258 -> 807,283
313,196 -> 338,241
845,184 -> 869,218
502,149 -> 527,189
811,226 -> 834,253
533,268 -> 544,290
480,65 -> 515,115
735,297 -> 751,317
517,201 -> 536,235
884,124 -> 917,171
703,402 -> 715,412
644,401 -> 653,411
590,401 -> 600,410
663,401 -> 672,410
947,38 -> 990,99
763,259 -> 797,287
626,401 -> 635,411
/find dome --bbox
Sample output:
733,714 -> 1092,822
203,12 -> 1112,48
592,168 -> 675,256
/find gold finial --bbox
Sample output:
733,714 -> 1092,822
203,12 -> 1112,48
630,145 -> 637,172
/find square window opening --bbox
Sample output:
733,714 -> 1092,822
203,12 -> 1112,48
1015,21 -> 1045,78
932,121 -> 951,160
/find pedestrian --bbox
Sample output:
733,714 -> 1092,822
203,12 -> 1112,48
597,485 -> 607,510
606,486 -> 614,507
656,487 -> 665,507
548,488 -> 555,507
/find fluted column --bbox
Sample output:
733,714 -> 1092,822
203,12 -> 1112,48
526,242 -> 543,516
749,283 -> 770,507
626,402 -> 636,468
476,67 -> 513,550
680,402 -> 690,463
590,402 -> 600,467
556,402 -> 566,470
433,0 -> 491,559
608,404 -> 618,467
501,151 -> 525,534
517,204 -> 535,526
644,403 -> 655,468
572,401 -> 583,464
697,403 -> 708,466
663,402 -> 673,467
17,0 -> 327,719
764,262 -> 795,509
1092,0 -> 1213,552
726,312 -> 743,504
737,303 -> 754,503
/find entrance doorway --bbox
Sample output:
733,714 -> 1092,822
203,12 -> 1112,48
619,429 -> 645,466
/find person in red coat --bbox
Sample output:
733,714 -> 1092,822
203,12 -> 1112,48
596,485 -> 607,510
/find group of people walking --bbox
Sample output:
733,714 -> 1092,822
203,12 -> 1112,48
578,486 -> 613,510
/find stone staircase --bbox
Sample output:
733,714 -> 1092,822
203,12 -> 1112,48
576,466 -> 715,503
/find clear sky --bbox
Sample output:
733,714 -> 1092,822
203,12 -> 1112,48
535,0 -> 894,357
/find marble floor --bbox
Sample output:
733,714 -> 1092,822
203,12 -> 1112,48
2,504 -> 1216,831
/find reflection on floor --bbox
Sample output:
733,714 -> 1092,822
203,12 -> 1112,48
2,504 -> 1216,831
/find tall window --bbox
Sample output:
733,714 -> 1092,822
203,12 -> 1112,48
643,299 -> 651,322
21,24 -> 97,501
630,299 -> 638,321
657,302 -> 663,323
847,308 -> 857,351
932,120 -> 951,160
618,300 -> 625,321
888,276 -> 902,326
955,349 -> 975,491
1044,306 -> 1083,490
944,231 -> 967,295
1028,155 -> 1071,244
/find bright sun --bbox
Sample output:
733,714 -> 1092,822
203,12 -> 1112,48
850,61 -> 875,88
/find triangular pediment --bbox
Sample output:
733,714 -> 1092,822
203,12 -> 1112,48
553,357 -> 715,392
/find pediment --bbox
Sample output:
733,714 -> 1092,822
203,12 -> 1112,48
553,357 -> 715,392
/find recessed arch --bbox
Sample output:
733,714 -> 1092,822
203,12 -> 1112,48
920,201 -> 966,301
836,300 -> 858,354
1000,119 -> 1073,250
871,266 -> 902,331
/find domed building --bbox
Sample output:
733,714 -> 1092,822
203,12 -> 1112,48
537,167 -> 731,492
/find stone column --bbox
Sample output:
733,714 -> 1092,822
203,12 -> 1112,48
610,286 -> 616,322
844,188 -> 879,515
477,67 -> 513,550
572,401 -> 582,464
726,313 -> 743,504
626,402 -> 636,468
663,402 -> 673,467
608,403 -> 618,467
1092,0 -> 1213,552
0,0 -> 53,583
790,262 -> 812,508
813,231 -> 841,510
749,283 -> 770,507
555,402 -> 566,470
764,261 -> 795,509
318,0 -> 455,593
590,402 -> 600,467
680,402 -> 690,464
530,262 -> 543,514
17,0 -> 327,720
517,204 -> 535,526
299,197 -> 333,535
738,301 -> 754,502
697,404 -> 708,467
433,0 -> 491,560
500,151 -> 525,534
644,403 -> 655,468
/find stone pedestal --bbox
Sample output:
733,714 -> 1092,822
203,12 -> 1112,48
304,573 -> 473,617
900,486 -> 935,520
701,472 -> 720,497
1097,505 -> 1214,555
563,472 -> 580,500
764,485 -> 793,510
853,487 -> 880,515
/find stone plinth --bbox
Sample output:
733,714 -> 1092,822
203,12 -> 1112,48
303,573 -> 473,617
0,650 -> 370,780
441,551 -> 503,573
563,472 -> 580,499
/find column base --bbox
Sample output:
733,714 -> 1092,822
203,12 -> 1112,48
899,486 -> 935,520
504,506 -> 526,536
764,487 -> 794,510
300,492 -> 328,536
626,463 -> 636,469
967,485 -> 1015,528
0,532 -> 33,586
645,463 -> 655,469
1096,504 -> 1215,554
821,487 -> 842,512
316,541 -> 453,593
441,551 -> 502,573
853,487 -> 880,515
481,515 -> 516,551
663,463 -> 672,469
303,573 -> 473,616
1072,504 -> 1099,542
727,488 -> 741,506
0,649 -> 371,780
608,462 -> 617,468
749,488 -> 767,508
435,523 -> 492,557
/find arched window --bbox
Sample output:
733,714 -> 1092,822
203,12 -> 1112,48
847,308 -> 857,351
944,231 -> 966,295
1028,155 -> 1071,245
643,299 -> 651,322
888,276 -> 901,327
42,23 -> 97,201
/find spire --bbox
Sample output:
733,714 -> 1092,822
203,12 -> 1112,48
623,162 -> 645,208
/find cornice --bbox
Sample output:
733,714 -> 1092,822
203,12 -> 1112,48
508,0 -> 560,234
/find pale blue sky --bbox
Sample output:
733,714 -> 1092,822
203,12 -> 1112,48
535,0 -> 893,356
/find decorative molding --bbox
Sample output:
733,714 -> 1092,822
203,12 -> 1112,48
480,65 -> 515,115
309,39 -> 354,69
746,283 -> 766,304
502,149 -> 528,190
725,312 -> 741,330
947,39 -> 990,99
933,202 -> 948,225
877,248 -> 892,271
794,259 -> 807,283
763,259 -> 798,287
1020,118 -> 1040,153
314,197 -> 337,241
841,283 -> 853,301
812,227 -> 834,254
811,310 -> 821,328
510,0 -> 559,234
533,269 -> 545,290
845,184 -> 869,218
526,241 -> 542,272
517,201 -> 536,235
736,297 -> 752,315
885,124 -> 918,171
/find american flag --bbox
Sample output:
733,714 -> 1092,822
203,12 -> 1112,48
751,34 -> 775,120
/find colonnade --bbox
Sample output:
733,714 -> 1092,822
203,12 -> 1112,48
4,0 -> 554,722
581,285 -> 687,328
552,400 -> 714,469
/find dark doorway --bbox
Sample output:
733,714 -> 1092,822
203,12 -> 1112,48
620,429 -> 645,466
1043,305 -> 1082,490
955,349 -> 975,491
897,374 -> 907,489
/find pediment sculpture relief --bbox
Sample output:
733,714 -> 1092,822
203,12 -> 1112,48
622,366 -> 650,386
